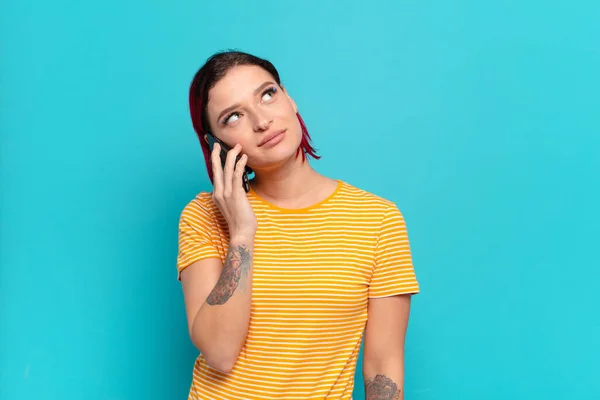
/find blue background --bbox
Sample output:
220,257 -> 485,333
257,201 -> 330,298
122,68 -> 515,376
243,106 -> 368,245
1,1 -> 599,399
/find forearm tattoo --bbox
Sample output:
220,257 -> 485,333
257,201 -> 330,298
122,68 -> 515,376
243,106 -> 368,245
206,245 -> 251,305
365,374 -> 402,400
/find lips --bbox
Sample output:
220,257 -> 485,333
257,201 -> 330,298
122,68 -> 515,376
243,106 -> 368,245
258,129 -> 286,147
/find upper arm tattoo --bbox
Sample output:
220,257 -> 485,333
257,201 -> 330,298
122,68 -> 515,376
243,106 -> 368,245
205,244 -> 251,305
365,374 -> 402,400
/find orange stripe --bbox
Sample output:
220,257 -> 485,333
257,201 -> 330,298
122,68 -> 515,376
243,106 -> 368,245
176,181 -> 419,398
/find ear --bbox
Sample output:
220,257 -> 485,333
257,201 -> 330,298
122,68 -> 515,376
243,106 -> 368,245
281,84 -> 298,113
203,134 -> 209,143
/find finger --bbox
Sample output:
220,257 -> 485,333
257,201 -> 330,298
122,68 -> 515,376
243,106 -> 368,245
223,144 -> 242,196
211,143 -> 224,196
233,154 -> 248,195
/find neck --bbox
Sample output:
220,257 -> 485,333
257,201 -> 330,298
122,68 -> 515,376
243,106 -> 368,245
250,153 -> 324,200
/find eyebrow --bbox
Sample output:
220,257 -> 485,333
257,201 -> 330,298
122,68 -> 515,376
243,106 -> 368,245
216,81 -> 276,122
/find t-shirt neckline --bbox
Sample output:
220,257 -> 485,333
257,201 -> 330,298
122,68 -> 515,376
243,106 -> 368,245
248,179 -> 344,213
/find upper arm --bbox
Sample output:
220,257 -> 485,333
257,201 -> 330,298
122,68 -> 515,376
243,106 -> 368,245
180,259 -> 222,337
177,197 -> 223,336
364,294 -> 412,365
369,204 -> 419,298
363,203 -> 419,367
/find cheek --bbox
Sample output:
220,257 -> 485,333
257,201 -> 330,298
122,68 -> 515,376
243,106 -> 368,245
277,103 -> 301,131
221,120 -> 253,145
287,110 -> 303,140
282,100 -> 297,117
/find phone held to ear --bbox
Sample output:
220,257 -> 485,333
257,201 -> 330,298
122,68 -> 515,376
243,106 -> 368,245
205,133 -> 251,193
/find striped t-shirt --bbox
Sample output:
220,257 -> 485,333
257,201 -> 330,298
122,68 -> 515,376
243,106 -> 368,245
177,180 -> 419,399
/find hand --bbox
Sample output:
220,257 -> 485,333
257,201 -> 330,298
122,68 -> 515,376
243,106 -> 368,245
211,142 -> 257,240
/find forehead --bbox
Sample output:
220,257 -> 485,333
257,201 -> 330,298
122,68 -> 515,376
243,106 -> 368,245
208,65 -> 275,111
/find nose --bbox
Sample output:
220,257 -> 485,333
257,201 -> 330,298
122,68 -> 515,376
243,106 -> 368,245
252,110 -> 272,132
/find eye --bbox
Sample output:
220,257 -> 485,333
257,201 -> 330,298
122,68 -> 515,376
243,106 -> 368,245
261,86 -> 277,102
223,112 -> 240,125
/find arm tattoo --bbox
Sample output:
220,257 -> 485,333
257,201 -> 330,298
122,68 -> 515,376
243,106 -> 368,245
365,374 -> 402,400
206,245 -> 251,305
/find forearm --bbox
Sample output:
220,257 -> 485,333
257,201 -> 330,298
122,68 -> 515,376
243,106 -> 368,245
192,236 -> 254,371
363,356 -> 404,400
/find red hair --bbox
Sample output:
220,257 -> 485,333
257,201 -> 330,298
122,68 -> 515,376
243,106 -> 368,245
188,50 -> 320,183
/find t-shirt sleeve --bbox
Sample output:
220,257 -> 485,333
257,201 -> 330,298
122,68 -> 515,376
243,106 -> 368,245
369,204 -> 420,298
176,197 -> 221,280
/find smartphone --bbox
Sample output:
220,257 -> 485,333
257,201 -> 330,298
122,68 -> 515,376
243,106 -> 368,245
205,133 -> 251,193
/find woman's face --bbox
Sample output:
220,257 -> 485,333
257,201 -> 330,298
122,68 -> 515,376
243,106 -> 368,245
205,65 -> 302,170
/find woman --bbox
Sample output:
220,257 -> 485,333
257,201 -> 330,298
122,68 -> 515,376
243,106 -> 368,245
178,50 -> 420,400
